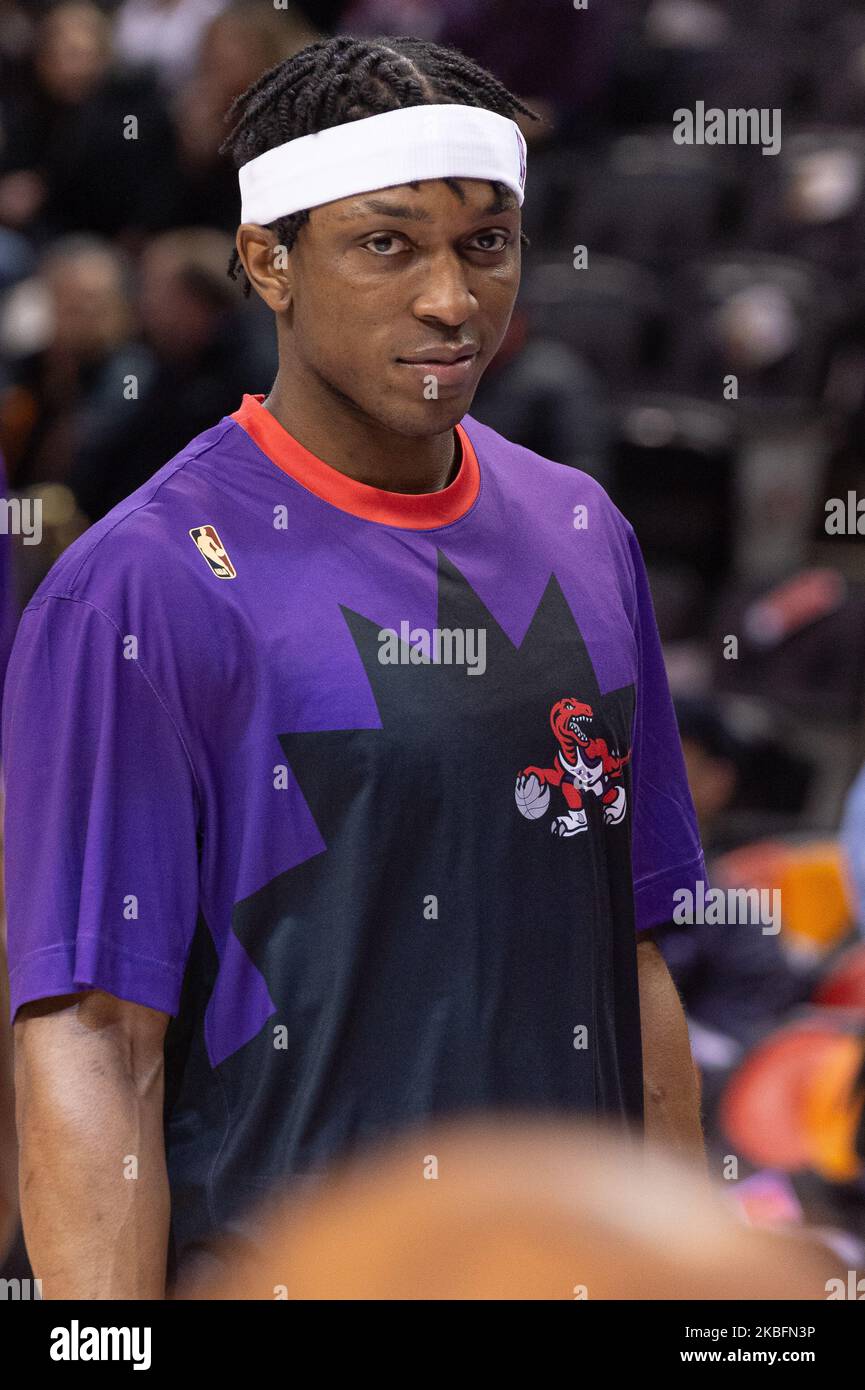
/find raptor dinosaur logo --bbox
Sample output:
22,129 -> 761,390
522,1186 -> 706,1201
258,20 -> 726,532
515,697 -> 632,837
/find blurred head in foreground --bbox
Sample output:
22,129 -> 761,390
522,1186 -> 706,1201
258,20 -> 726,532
178,1118 -> 839,1300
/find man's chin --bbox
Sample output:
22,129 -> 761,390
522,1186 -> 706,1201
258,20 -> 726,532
380,394 -> 474,438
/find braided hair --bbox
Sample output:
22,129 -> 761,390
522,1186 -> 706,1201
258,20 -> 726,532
219,33 -> 541,295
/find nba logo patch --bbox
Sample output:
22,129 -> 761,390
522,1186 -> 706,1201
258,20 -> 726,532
189,524 -> 236,579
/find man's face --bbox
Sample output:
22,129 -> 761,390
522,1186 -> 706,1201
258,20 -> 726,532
279,176 -> 522,434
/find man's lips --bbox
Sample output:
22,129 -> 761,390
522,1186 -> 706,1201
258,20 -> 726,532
395,347 -> 480,387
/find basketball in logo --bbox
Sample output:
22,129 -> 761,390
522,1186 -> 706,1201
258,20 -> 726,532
515,773 -> 550,820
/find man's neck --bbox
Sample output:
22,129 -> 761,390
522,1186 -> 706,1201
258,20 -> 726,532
263,365 -> 460,495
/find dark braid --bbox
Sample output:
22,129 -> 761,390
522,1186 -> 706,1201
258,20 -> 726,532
219,33 -> 541,296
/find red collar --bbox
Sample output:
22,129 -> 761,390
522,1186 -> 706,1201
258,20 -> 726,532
230,393 -> 480,529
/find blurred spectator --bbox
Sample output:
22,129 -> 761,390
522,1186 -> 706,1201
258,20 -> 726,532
0,2 -> 176,241
66,227 -> 263,520
0,0 -> 33,63
656,695 -> 813,1055
149,0 -> 319,232
0,235 -> 145,491
676,694 -> 743,854
113,0 -> 230,95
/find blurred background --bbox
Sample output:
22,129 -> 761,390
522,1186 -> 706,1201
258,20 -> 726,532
2,0 -> 865,1292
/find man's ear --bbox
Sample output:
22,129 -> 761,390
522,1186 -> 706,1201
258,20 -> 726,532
235,223 -> 293,311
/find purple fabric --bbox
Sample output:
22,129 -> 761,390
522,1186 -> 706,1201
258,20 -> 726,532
0,450 -> 19,699
3,408 -> 705,1070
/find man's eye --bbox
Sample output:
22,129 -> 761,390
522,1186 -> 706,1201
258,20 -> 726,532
469,232 -> 509,252
361,231 -> 510,255
363,235 -> 404,255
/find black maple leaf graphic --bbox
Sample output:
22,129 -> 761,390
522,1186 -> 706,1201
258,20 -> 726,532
189,552 -> 641,1212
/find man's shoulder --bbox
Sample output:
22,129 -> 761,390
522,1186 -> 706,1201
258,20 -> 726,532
29,416 -> 242,614
463,413 -> 629,528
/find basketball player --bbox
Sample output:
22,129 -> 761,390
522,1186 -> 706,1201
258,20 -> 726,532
3,35 -> 707,1298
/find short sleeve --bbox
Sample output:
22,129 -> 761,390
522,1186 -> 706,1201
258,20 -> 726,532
2,595 -> 201,1021
625,525 -> 706,931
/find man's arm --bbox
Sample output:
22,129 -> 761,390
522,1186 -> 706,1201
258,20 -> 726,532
637,935 -> 706,1166
14,989 -> 171,1299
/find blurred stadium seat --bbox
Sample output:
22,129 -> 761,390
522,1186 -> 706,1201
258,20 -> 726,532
520,254 -> 666,388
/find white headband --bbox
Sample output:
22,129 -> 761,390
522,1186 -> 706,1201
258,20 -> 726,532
238,103 -> 527,225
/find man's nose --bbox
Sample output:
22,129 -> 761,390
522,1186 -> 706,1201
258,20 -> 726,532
411,251 -> 478,327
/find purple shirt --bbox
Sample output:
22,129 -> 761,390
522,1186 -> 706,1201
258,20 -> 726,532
0,450 -> 18,697
2,394 -> 705,1276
